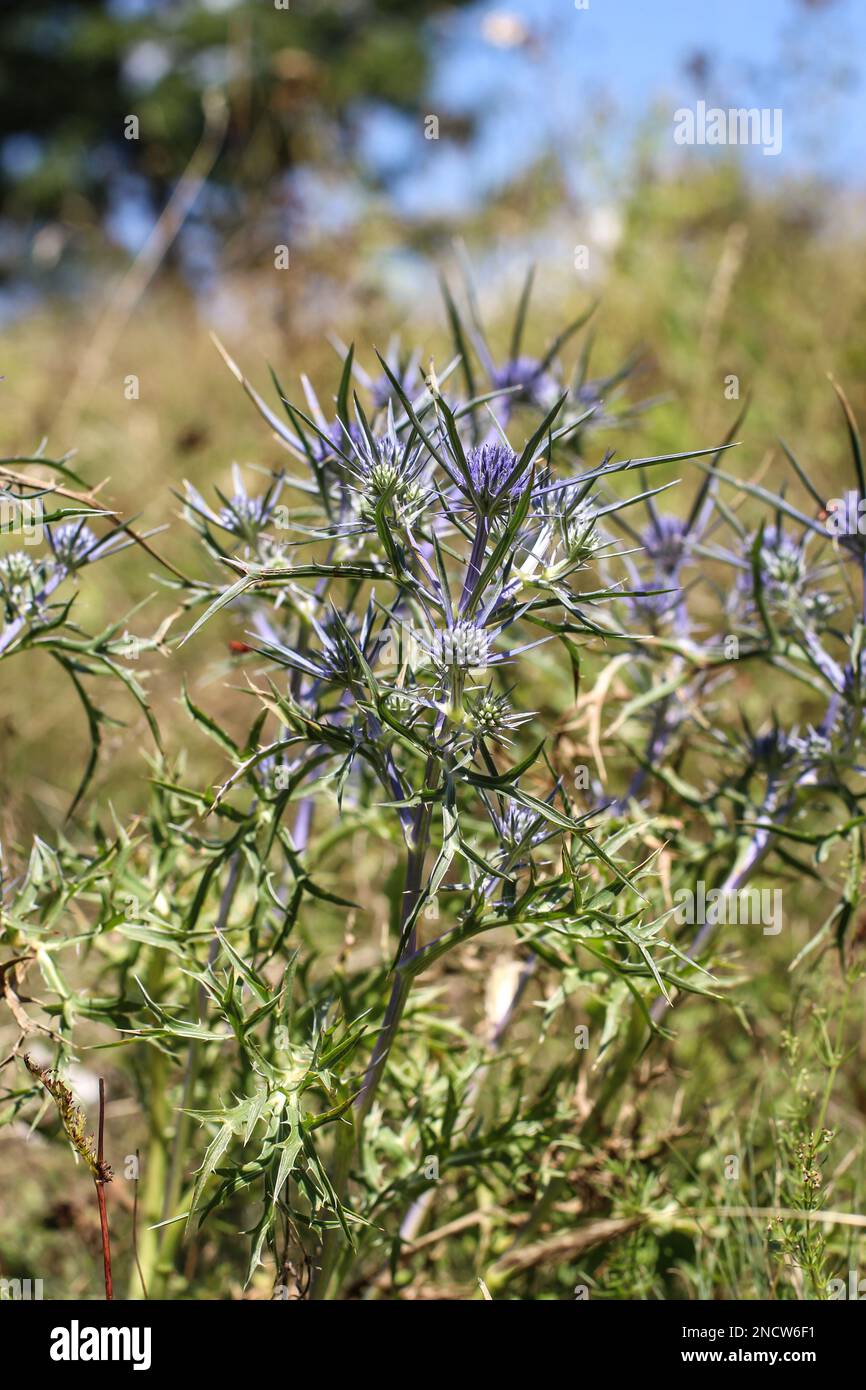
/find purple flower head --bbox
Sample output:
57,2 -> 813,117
625,582 -> 680,626
495,803 -> 549,868
429,618 -> 491,672
248,603 -> 381,693
642,514 -> 692,576
182,469 -> 287,561
491,357 -> 559,414
0,549 -> 41,620
525,483 -> 607,575
314,609 -> 368,683
462,442 -> 530,514
735,525 -> 834,625
313,420 -> 364,466
369,360 -> 421,413
750,527 -> 805,586
746,723 -> 797,774
621,514 -> 698,630
218,493 -> 271,535
340,423 -> 431,528
48,522 -> 100,572
617,517 -> 689,627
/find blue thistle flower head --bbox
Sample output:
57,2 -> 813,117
745,722 -> 797,774
48,523 -> 99,571
464,442 -> 529,512
619,509 -> 705,630
347,426 -> 430,527
523,483 -> 607,577
218,493 -> 271,535
429,617 -> 491,673
312,609 -> 369,684
625,581 -> 679,626
735,525 -> 835,625
0,549 -> 50,621
491,356 -> 559,413
496,803 -> 548,865
642,514 -> 692,575
185,465 -> 287,547
316,420 -> 364,466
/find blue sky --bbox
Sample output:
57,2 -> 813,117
358,0 -> 866,218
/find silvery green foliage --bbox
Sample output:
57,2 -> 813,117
3,274 -> 865,1300
0,455 -> 168,809
171,274 -> 741,1290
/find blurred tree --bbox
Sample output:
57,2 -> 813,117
0,0 -> 470,244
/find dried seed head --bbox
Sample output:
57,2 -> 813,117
23,1054 -> 112,1183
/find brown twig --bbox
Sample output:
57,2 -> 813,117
486,1215 -> 645,1291
0,463 -> 196,585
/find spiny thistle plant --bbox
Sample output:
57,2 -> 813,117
0,452 -> 174,810
2,268 -> 865,1301
171,268 -> 737,1294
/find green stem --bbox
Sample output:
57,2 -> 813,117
356,800 -> 433,1122
815,974 -> 851,1137
311,1114 -> 356,1300
128,1045 -> 170,1300
129,855 -> 243,1300
313,782 -> 436,1298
